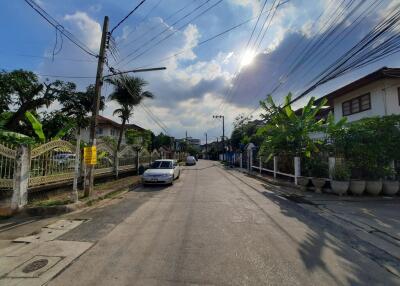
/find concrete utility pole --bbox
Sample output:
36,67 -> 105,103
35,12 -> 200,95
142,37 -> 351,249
205,132 -> 208,159
213,115 -> 225,160
85,16 -> 109,197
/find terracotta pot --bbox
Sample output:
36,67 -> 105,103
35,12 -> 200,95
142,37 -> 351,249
311,178 -> 326,193
365,180 -> 382,196
331,180 -> 349,196
382,180 -> 399,196
349,180 -> 366,195
297,176 -> 309,191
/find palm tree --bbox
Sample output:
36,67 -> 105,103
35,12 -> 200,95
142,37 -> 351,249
107,76 -> 154,152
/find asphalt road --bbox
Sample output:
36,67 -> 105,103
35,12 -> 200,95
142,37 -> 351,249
50,160 -> 399,286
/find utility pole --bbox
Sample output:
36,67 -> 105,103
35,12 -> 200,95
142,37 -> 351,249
212,115 -> 225,161
84,16 -> 109,197
205,132 -> 208,159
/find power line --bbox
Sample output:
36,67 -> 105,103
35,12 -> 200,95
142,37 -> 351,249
219,0 -> 278,113
110,0 -> 147,35
2,53 -> 97,62
119,0 -> 198,48
250,3 -> 400,121
117,0 -> 215,67
129,1 -> 288,69
24,0 -> 98,58
121,0 -> 225,68
116,0 -> 164,44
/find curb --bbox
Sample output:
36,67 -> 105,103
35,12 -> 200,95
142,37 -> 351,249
19,181 -> 142,217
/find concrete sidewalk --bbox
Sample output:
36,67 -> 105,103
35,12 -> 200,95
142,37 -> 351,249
0,175 -> 141,241
232,168 -> 400,276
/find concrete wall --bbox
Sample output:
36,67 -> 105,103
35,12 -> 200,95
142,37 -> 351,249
333,78 -> 400,122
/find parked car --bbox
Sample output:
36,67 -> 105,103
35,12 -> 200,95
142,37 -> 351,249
54,153 -> 75,168
186,156 -> 196,166
142,159 -> 180,185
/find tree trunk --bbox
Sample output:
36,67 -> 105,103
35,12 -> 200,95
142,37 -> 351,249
117,118 -> 126,152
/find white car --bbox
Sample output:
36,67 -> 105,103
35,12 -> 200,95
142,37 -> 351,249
142,159 -> 180,185
186,156 -> 196,166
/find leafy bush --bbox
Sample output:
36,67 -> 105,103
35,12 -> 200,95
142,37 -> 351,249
332,164 -> 350,181
307,159 -> 329,178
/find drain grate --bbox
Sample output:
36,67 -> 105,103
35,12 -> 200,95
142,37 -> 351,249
22,259 -> 49,273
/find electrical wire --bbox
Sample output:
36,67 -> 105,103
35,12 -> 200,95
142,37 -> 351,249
116,0 -> 163,45
110,0 -> 147,35
24,0 -> 98,58
127,1 -> 288,70
116,0 -> 215,67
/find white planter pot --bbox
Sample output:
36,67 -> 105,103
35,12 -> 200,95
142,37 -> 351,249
365,180 -> 382,196
331,180 -> 349,196
382,180 -> 399,196
349,180 -> 366,195
297,176 -> 309,191
311,178 -> 326,193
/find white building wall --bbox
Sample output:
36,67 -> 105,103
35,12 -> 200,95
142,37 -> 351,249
80,126 -> 127,144
383,78 -> 400,116
333,79 -> 400,122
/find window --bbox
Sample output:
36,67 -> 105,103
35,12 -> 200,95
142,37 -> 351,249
110,128 -> 116,136
342,93 -> 371,116
96,127 -> 103,135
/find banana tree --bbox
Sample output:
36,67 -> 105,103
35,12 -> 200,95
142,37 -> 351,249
0,111 -> 73,145
257,93 -> 328,160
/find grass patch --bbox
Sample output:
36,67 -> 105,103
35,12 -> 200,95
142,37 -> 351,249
31,198 -> 71,207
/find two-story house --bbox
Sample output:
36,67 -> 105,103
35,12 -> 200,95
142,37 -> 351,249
80,115 -> 146,145
315,67 -> 400,122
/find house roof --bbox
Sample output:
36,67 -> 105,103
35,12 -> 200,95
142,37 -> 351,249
97,115 -> 146,131
316,67 -> 400,103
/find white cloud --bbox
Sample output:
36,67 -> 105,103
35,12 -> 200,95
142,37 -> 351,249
229,0 -> 261,16
64,11 -> 101,51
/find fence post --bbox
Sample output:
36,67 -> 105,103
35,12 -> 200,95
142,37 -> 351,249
114,151 -> 119,179
249,149 -> 253,171
328,157 -> 336,179
259,157 -> 262,174
11,145 -> 31,211
240,153 -> 243,169
137,150 -> 140,175
72,133 -> 81,202
273,156 -> 278,179
294,156 -> 301,185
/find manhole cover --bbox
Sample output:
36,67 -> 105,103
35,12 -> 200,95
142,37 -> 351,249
22,259 -> 49,273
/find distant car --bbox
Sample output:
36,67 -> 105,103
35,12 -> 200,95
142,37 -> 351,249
186,156 -> 196,166
142,159 -> 180,185
54,153 -> 75,168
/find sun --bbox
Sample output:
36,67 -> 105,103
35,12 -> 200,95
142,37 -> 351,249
241,49 -> 256,67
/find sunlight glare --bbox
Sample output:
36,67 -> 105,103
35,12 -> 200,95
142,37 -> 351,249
241,49 -> 256,67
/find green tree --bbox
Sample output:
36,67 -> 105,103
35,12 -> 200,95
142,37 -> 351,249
257,93 -> 327,160
0,69 -> 74,132
107,76 -> 154,152
152,132 -> 172,150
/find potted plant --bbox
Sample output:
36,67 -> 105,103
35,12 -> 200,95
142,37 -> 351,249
364,164 -> 383,196
297,157 -> 311,191
348,163 -> 366,196
309,160 -> 328,193
382,166 -> 399,196
331,164 -> 350,196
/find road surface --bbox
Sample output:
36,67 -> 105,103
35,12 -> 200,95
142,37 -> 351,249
49,160 -> 398,286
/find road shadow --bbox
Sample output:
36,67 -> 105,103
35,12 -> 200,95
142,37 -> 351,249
133,184 -> 170,192
261,190 -> 400,285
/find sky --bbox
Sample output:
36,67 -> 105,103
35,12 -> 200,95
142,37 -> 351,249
1,0 -> 400,143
